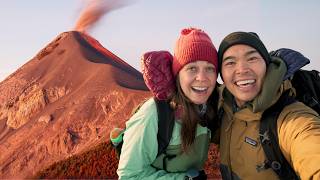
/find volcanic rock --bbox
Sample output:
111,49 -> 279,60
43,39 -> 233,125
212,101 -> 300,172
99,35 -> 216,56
0,31 -> 150,178
0,31 -> 220,179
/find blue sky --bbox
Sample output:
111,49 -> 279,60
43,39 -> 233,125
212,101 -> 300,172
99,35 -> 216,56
1,0 -> 320,81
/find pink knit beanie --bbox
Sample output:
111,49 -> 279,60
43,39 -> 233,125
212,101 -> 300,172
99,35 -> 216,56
172,28 -> 218,76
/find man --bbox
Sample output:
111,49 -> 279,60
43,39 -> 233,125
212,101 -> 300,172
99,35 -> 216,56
217,32 -> 320,179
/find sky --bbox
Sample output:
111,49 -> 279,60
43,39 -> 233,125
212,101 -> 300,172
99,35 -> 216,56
1,0 -> 320,81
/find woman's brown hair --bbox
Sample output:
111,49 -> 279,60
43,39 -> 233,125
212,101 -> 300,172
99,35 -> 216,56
170,77 -> 219,152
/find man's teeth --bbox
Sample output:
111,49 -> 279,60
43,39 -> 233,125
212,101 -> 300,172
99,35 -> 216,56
236,80 -> 255,86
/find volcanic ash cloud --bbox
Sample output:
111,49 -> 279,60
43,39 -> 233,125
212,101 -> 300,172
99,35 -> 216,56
74,0 -> 131,33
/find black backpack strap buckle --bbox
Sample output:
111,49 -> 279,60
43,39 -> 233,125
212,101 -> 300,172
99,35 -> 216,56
259,130 -> 270,144
271,161 -> 282,171
162,153 -> 176,172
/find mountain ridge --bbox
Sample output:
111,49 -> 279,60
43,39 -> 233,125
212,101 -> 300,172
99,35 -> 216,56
0,31 -> 151,178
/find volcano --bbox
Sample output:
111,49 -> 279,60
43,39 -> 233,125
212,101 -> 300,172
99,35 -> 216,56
0,31 -> 220,179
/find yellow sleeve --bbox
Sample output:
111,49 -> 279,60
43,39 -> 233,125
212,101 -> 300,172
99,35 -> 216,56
278,102 -> 320,180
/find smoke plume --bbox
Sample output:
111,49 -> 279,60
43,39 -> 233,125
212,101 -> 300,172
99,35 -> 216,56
74,0 -> 130,32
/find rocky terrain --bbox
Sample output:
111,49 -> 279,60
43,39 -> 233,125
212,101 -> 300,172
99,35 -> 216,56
0,31 -> 220,179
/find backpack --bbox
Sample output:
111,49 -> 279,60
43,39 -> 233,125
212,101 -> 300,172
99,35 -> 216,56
291,69 -> 320,113
110,98 -> 175,159
259,69 -> 320,180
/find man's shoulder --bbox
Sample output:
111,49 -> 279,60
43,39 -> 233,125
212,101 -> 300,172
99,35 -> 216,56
282,101 -> 319,116
277,101 -> 319,128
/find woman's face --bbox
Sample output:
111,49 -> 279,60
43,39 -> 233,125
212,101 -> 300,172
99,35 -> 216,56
178,61 -> 217,105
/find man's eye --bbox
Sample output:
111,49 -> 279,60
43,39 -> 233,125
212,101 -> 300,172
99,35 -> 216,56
223,61 -> 235,66
248,57 -> 258,61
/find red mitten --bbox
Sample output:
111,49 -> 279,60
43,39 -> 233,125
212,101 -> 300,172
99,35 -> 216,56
141,51 -> 175,100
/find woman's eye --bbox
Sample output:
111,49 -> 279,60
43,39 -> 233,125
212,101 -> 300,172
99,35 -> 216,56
188,67 -> 197,72
206,66 -> 216,73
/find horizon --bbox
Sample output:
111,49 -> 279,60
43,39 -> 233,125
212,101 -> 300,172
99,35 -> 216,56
1,0 -> 320,81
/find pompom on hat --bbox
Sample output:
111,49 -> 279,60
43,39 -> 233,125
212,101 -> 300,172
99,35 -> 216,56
172,28 -> 218,76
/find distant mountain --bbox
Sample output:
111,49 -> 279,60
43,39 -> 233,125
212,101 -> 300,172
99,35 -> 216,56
0,31 -> 220,179
0,31 -> 151,178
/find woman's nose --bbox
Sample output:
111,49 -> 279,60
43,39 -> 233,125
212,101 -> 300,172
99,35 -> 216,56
196,70 -> 208,81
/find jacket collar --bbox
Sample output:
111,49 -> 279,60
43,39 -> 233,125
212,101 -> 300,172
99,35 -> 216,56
221,56 -> 295,115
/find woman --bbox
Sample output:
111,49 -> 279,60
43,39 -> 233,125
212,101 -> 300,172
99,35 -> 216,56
117,28 -> 219,179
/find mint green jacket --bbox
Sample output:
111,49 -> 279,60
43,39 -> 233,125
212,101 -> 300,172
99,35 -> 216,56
117,98 -> 211,179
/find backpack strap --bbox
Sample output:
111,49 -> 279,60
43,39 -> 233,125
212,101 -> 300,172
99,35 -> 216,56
154,98 -> 175,156
112,98 -> 175,163
259,91 -> 299,180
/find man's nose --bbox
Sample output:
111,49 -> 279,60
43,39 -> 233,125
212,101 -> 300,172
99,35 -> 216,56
236,60 -> 250,74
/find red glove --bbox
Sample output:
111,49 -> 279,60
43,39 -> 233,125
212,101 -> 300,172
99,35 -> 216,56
141,51 -> 175,100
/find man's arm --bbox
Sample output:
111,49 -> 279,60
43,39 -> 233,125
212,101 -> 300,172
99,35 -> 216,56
278,102 -> 320,179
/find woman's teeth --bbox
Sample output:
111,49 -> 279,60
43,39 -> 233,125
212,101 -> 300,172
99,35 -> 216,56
192,86 -> 207,92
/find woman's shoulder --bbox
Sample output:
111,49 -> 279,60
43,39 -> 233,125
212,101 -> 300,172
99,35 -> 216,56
139,98 -> 157,111
126,98 -> 159,126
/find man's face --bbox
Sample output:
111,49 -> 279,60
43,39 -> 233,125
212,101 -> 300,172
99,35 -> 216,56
221,44 -> 267,107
